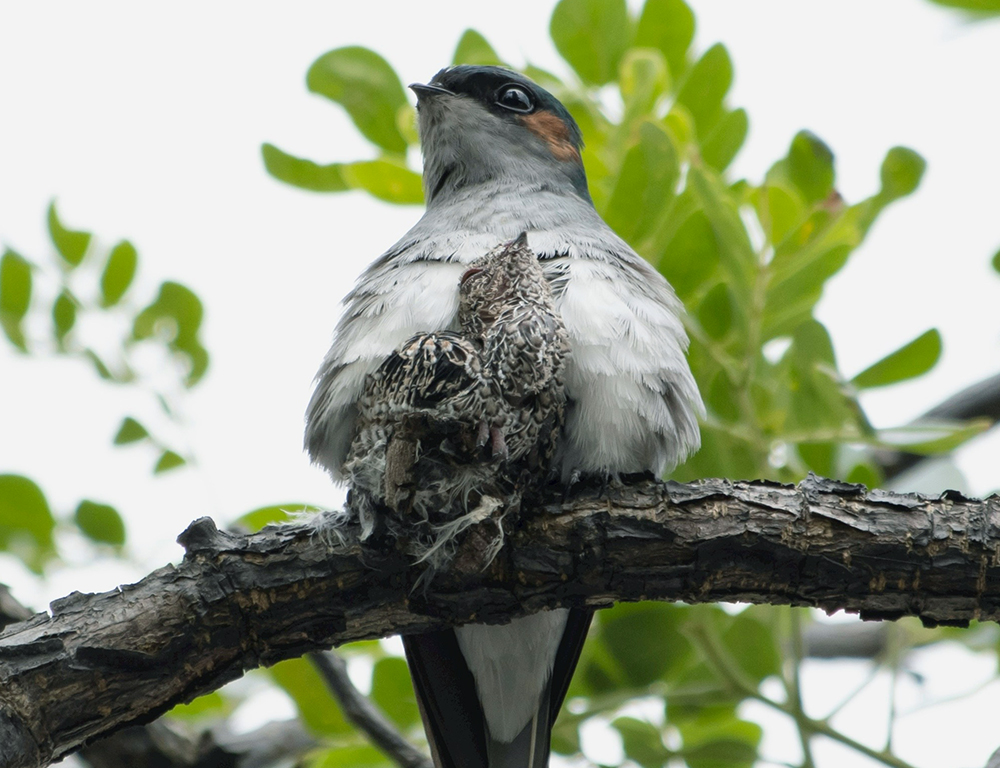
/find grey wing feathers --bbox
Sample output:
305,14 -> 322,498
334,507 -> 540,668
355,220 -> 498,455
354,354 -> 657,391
305,257 -> 467,481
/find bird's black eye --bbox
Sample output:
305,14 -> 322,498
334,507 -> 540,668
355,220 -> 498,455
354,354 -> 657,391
496,85 -> 534,113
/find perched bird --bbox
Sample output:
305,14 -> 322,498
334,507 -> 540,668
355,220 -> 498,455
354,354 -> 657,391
306,65 -> 703,768
343,233 -> 569,573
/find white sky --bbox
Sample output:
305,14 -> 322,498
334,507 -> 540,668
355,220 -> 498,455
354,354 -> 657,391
1,2 -> 999,767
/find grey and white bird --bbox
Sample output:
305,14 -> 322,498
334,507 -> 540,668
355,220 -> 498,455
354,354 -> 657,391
306,65 -> 703,768
343,233 -> 569,574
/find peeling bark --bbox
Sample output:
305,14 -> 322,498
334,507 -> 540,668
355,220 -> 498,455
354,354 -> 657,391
1,475 -> 999,768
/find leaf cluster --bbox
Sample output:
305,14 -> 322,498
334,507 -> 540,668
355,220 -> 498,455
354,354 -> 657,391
2,0 -> 997,766
254,0 -> 999,766
0,203 -> 210,569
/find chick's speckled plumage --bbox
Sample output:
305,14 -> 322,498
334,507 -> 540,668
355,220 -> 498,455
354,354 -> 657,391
342,235 -> 568,572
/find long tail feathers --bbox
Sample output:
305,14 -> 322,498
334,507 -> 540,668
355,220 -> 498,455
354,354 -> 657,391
484,695 -> 551,768
404,608 -> 594,768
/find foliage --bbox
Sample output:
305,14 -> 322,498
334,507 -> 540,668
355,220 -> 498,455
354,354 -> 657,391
0,203 -> 211,569
924,0 -> 1000,17
258,0 -> 996,766
1,1 -> 996,767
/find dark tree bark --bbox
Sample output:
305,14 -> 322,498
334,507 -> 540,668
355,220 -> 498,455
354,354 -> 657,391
2,475 -> 999,768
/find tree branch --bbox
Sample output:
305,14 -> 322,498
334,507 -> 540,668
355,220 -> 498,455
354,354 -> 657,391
77,719 -> 315,768
877,370 -> 1000,481
308,652 -> 432,768
2,475 -> 999,768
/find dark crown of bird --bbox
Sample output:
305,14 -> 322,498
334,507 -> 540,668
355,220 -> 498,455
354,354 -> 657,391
411,65 -> 590,204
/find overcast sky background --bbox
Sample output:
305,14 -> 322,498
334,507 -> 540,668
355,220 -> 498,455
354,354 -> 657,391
1,2 -> 999,766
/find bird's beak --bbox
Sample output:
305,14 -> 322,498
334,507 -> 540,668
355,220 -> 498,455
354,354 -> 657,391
409,82 -> 454,101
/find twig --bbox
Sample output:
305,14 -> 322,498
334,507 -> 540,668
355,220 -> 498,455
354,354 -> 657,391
785,609 -> 816,768
308,652 -> 431,768
687,621 -> 919,768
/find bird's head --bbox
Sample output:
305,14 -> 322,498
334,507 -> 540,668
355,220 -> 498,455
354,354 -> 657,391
410,66 -> 590,206
457,233 -> 552,338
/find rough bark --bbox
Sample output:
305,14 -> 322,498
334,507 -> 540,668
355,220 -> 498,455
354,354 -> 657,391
2,475 -> 1000,768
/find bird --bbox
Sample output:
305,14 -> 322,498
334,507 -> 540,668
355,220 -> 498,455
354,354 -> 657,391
342,233 -> 569,576
305,65 -> 704,768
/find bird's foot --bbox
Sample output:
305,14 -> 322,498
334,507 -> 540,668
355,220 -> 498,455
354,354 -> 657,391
562,470 -> 656,502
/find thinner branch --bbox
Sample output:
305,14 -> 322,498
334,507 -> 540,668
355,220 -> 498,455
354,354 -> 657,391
307,651 -> 432,768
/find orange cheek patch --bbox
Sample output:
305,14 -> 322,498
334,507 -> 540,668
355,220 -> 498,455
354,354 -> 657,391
521,111 -> 580,163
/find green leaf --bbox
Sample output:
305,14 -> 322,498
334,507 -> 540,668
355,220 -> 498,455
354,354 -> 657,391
306,47 -> 409,154
676,706 -> 762,768
721,611 -> 780,683
783,320 -> 851,433
763,244 -> 851,341
133,281 -> 208,386
657,209 -> 719,299
874,418 -> 991,455
370,656 -> 419,728
701,107 -> 748,172
879,146 -> 926,201
612,717 -> 670,768
154,450 -> 186,473
74,500 -> 126,546
0,474 -> 56,572
47,201 -> 91,267
675,43 -> 733,139
752,183 -> 805,246
604,121 -> 679,243
706,370 -> 740,422
341,159 -> 424,204
551,0 -> 632,85
697,282 -> 733,339
52,290 -> 76,342
924,0 -> 1000,17
261,143 -> 350,192
992,246 -> 1000,275
83,349 -> 115,380
307,744 -> 389,768
0,249 -> 32,351
634,0 -> 696,78
673,423 -> 766,484
684,734 -> 759,768
100,240 -> 138,307
787,130 -> 835,204
852,329 -> 942,389
689,167 -> 754,307
167,691 -> 228,720
271,657 -> 351,736
265,152 -> 424,202
237,503 -> 322,532
598,602 -> 693,686
452,29 -> 503,66
619,48 -> 670,120
790,317 -> 837,368
845,461 -> 882,489
798,441 -> 835,477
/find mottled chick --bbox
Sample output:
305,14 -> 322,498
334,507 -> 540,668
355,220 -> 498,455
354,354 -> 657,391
342,233 -> 568,575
